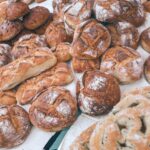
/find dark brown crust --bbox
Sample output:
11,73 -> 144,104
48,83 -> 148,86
23,6 -> 50,30
29,86 -> 77,132
7,2 -> 29,21
78,70 -> 120,116
0,105 -> 31,148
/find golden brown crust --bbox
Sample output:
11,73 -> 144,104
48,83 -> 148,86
107,21 -> 139,49
29,86 -> 77,132
55,42 -> 72,62
6,2 -> 29,21
143,1 -> 150,12
72,19 -> 111,59
16,63 -> 73,105
23,6 -> 50,30
144,56 -> 150,83
141,27 -> 150,53
0,90 -> 16,105
100,46 -> 144,84
70,124 -> 96,150
11,34 -> 47,59
0,20 -> 23,42
35,0 -> 46,3
45,21 -> 71,50
78,70 -> 120,116
0,105 -> 31,148
64,0 -> 93,36
0,1 -> 8,24
72,57 -> 100,73
0,50 -> 57,91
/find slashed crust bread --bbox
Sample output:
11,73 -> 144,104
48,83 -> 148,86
0,50 -> 57,91
70,124 -> 96,150
16,63 -> 74,105
0,105 -> 31,148
29,86 -> 77,132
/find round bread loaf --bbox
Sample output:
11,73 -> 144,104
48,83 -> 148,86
29,86 -> 77,132
100,46 -> 144,84
0,105 -> 31,148
78,70 -> 120,116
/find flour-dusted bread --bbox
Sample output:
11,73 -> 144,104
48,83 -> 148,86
0,105 -> 31,148
29,86 -> 77,132
70,124 -> 96,150
16,63 -> 73,104
0,50 -> 57,91
78,70 -> 120,116
100,46 -> 144,84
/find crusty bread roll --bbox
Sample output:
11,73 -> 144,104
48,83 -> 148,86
16,63 -> 73,104
0,105 -> 31,148
29,86 -> 77,132
70,124 -> 96,150
0,50 -> 57,91
100,46 -> 144,84
78,70 -> 120,116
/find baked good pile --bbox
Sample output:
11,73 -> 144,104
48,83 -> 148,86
0,0 -> 150,149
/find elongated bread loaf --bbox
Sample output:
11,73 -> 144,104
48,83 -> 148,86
0,50 -> 57,90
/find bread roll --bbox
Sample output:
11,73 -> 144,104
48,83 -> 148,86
0,105 -> 31,148
100,46 -> 144,84
16,63 -> 73,104
78,70 -> 120,116
0,1 -> 8,24
72,19 -> 111,59
29,86 -> 77,132
0,50 -> 57,91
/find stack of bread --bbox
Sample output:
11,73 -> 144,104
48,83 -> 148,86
0,0 -> 150,149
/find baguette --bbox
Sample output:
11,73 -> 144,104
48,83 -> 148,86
0,50 -> 57,91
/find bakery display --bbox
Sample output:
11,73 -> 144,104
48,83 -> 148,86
6,1 -> 29,21
107,21 -> 139,49
78,70 -> 120,116
141,27 -> 150,53
23,6 -> 50,30
55,42 -> 72,62
16,63 -> 73,104
45,21 -> 71,50
0,105 -> 31,148
100,46 -> 144,84
72,19 -> 111,59
29,86 -> 77,132
63,0 -> 93,36
11,34 -> 47,59
144,56 -> 150,83
0,50 -> 57,90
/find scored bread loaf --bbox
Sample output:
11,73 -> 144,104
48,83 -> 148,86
0,50 -> 57,91
16,63 -> 73,104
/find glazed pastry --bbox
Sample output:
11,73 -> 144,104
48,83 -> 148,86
0,20 -> 23,42
93,0 -> 121,22
11,34 -> 47,59
0,50 -> 57,91
7,1 -> 29,21
0,1 -> 8,24
45,21 -> 71,50
0,105 -> 31,148
72,19 -> 111,59
144,56 -> 150,83
16,63 -> 73,104
70,124 -> 96,150
143,1 -> 150,12
107,21 -> 139,49
29,86 -> 77,132
0,44 -> 11,66
100,46 -> 144,84
34,15 -> 53,35
55,42 -> 72,62
0,90 -> 16,105
141,27 -> 150,53
119,0 -> 145,27
72,57 -> 100,73
78,70 -> 120,116
64,0 -> 93,36
23,6 -> 50,30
